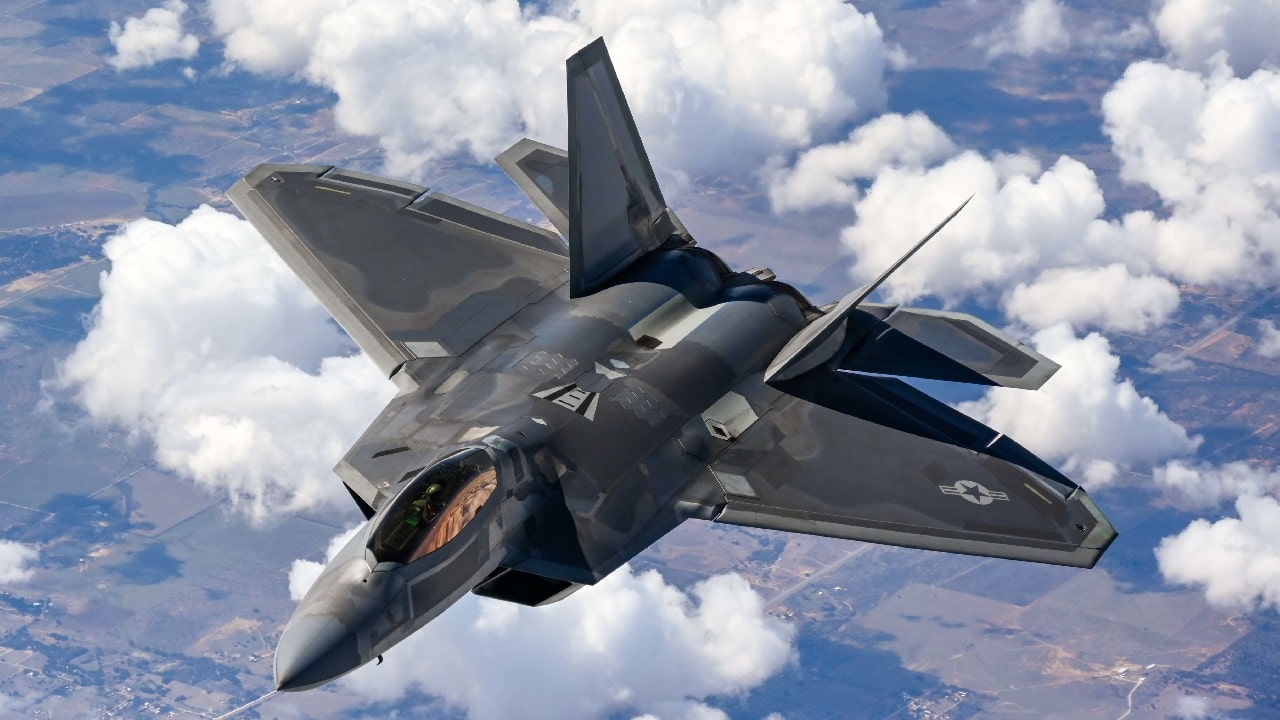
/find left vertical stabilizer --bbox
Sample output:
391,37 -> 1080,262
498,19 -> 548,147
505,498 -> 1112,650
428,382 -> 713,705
567,38 -> 689,297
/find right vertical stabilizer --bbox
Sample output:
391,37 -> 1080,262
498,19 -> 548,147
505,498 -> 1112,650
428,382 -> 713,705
495,138 -> 572,239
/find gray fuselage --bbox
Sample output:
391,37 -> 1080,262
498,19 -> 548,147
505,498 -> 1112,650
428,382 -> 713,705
274,247 -> 809,690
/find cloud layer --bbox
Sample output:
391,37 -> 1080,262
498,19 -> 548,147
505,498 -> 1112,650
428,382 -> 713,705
57,207 -> 394,521
958,325 -> 1198,486
1157,494 -> 1280,611
838,152 -> 1110,304
1153,0 -> 1280,75
765,114 -> 1183,335
0,540 -> 38,585
290,535 -> 795,720
755,0 -> 1280,342
107,0 -> 199,71
206,0 -> 893,178
1101,59 -> 1280,287
1258,320 -> 1280,358
981,0 -> 1070,59
1003,264 -> 1181,334
764,112 -> 955,213
1155,461 -> 1280,509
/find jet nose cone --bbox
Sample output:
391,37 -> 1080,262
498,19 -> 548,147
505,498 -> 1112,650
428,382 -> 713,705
274,614 -> 362,692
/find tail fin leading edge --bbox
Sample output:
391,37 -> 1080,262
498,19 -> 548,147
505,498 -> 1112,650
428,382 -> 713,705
495,138 -> 572,240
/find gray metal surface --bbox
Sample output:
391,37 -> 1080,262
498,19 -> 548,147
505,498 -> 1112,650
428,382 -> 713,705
842,305 -> 1060,390
567,37 -> 690,297
229,166 -> 568,377
713,368 -> 1112,567
495,138 -> 572,238
230,37 -> 1118,693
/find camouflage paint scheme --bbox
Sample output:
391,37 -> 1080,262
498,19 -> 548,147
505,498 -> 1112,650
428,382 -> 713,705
228,38 -> 1116,692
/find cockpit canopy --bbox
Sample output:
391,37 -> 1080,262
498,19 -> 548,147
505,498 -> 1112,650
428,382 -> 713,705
369,448 -> 499,565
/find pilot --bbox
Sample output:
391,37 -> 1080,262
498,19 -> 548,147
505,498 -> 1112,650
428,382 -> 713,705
382,483 -> 447,552
408,483 -> 446,525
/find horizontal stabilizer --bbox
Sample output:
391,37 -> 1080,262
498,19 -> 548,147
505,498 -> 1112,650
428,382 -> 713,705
764,195 -> 1052,389
766,295 -> 1058,390
842,304 -> 1059,390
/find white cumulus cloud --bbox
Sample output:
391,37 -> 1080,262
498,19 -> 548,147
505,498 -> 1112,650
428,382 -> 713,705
1172,695 -> 1224,719
1004,264 -> 1180,334
107,0 -> 200,71
760,16 -> 1280,345
1153,0 -> 1280,76
207,0 -> 892,178
839,152 -> 1116,305
763,116 -> 1187,336
957,325 -> 1199,485
287,525 -> 360,601
208,0 -> 350,75
0,540 -> 38,584
1155,460 -> 1280,508
764,112 -> 955,213
289,532 -> 795,720
1157,494 -> 1280,611
1257,319 -> 1280,358
57,206 -> 395,522
766,50 -> 1280,338
1101,60 -> 1280,288
982,0 -> 1071,59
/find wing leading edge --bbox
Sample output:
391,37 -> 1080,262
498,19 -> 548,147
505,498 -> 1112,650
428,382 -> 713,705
705,368 -> 1115,568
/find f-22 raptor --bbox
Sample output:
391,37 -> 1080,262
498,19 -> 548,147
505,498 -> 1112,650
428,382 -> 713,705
229,38 -> 1116,692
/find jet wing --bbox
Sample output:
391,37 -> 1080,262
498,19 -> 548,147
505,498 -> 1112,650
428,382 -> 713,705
229,164 -> 569,378
706,368 -> 1116,568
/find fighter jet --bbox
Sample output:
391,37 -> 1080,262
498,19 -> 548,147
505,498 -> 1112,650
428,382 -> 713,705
229,38 -> 1116,692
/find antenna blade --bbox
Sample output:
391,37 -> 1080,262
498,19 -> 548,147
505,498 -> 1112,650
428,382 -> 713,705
849,195 -> 972,307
